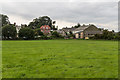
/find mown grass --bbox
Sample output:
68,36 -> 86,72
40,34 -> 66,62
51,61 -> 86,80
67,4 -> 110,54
2,40 -> 118,78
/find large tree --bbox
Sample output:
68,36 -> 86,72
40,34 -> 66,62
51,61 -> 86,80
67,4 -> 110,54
0,14 -> 10,26
28,16 -> 52,29
18,27 -> 35,40
2,25 -> 17,40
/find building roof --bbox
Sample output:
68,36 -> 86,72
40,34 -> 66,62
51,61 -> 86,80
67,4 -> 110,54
58,24 -> 100,34
74,25 -> 89,32
61,27 -> 76,32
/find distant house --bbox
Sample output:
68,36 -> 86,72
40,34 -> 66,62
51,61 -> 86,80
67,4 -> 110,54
58,24 -> 103,39
57,27 -> 76,36
74,25 -> 103,39
40,25 -> 51,35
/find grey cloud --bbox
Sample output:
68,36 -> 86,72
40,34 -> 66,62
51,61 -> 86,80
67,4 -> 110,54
1,1 -> 118,31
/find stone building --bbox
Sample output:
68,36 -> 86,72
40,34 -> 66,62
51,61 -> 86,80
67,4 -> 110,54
58,24 -> 103,39
57,27 -> 76,37
74,25 -> 102,39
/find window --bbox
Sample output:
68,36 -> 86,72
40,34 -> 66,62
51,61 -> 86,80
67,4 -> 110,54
46,27 -> 48,29
43,27 -> 45,29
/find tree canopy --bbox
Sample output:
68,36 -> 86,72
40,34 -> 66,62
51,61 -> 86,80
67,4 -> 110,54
73,23 -> 81,28
0,14 -> 10,26
18,27 -> 35,40
28,16 -> 58,30
2,24 -> 17,40
34,28 -> 44,37
28,16 -> 52,29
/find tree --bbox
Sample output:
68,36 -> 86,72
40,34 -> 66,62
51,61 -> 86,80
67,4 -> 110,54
28,16 -> 52,29
0,14 -> 10,26
114,32 -> 120,40
93,34 -> 102,39
53,21 -> 56,24
74,23 -> 81,28
77,23 -> 81,27
92,29 -> 116,40
68,31 -> 74,38
102,29 -> 114,40
52,31 -> 59,37
21,24 -> 28,28
52,25 -> 58,30
52,21 -> 58,30
34,28 -> 44,37
69,31 -> 72,35
102,29 -> 109,39
19,28 -> 35,40
2,25 -> 17,40
51,31 -> 63,38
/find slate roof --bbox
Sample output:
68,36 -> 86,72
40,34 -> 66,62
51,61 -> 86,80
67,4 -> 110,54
74,25 -> 89,32
62,27 -> 76,32
59,24 -> 99,34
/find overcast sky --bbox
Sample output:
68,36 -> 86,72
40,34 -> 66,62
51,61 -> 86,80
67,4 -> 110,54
0,0 -> 119,31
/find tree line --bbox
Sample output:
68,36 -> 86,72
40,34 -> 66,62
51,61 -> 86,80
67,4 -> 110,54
1,14 -> 120,40
1,14 -> 62,40
90,29 -> 120,40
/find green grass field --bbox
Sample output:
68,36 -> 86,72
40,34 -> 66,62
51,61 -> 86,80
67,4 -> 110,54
2,40 -> 118,78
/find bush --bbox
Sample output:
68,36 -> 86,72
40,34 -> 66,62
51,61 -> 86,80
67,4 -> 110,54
51,31 -> 64,39
18,27 -> 35,40
91,29 -> 120,40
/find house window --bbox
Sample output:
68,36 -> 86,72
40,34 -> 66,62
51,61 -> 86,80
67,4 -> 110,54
46,27 -> 48,29
43,27 -> 45,29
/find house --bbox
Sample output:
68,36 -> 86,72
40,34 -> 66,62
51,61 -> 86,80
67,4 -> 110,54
40,25 -> 51,35
57,27 -> 76,37
74,24 -> 103,39
58,24 -> 103,39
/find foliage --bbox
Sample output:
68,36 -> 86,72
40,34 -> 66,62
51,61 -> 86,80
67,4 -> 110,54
2,24 -> 17,40
28,16 -> 52,29
52,31 -> 59,37
52,21 -> 58,30
69,31 -> 73,35
18,27 -> 35,40
28,16 -> 58,30
21,24 -> 28,28
34,28 -> 44,37
53,21 -> 56,24
40,35 -> 52,40
91,29 -> 119,40
74,23 -> 81,28
1,14 -> 119,40
114,32 -> 120,40
51,31 -> 63,39
52,25 -> 57,30
0,14 -> 10,26
68,31 -> 74,38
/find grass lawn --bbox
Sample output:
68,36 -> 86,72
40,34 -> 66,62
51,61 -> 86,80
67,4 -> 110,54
2,40 -> 118,78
